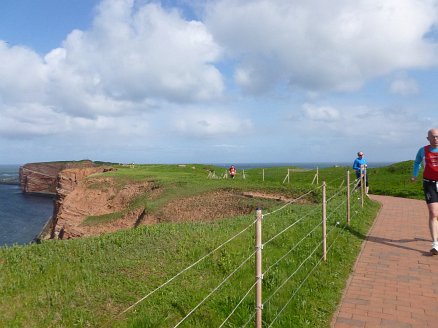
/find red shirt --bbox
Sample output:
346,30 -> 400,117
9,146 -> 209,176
424,145 -> 438,180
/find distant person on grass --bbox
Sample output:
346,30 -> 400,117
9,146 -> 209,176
412,128 -> 438,255
229,165 -> 236,179
353,151 -> 369,193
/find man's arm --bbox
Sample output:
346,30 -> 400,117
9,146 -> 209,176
411,147 -> 424,181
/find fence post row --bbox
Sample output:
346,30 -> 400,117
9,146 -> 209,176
251,170 -> 359,325
360,165 -> 365,208
322,181 -> 327,262
255,209 -> 263,328
347,170 -> 351,225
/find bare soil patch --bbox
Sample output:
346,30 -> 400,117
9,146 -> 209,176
54,180 -> 305,239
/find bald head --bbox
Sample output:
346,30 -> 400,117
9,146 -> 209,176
427,128 -> 438,148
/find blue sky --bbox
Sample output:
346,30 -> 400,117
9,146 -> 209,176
1,0 -> 437,165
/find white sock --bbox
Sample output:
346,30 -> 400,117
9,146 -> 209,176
433,241 -> 438,249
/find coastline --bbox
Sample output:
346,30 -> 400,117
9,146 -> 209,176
33,216 -> 56,243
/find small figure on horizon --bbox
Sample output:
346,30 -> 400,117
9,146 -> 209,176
229,165 -> 236,179
353,151 -> 369,193
411,128 -> 438,255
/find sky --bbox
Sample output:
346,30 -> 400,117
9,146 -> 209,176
1,0 -> 438,165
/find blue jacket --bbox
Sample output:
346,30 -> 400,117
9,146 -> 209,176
353,157 -> 367,173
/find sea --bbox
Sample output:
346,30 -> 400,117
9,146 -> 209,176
0,165 -> 54,247
0,161 -> 393,248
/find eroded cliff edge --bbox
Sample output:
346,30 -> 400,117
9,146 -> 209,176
19,161 -> 133,240
21,162 -> 285,242
51,167 -> 151,239
19,160 -> 96,194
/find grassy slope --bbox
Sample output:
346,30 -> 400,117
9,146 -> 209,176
368,160 -> 423,200
0,163 -> 412,327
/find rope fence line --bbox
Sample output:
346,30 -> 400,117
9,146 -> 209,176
264,205 -> 321,246
262,185 -> 322,218
117,218 -> 257,317
326,186 -> 346,203
207,165 -> 352,188
115,169 -> 372,327
219,280 -> 258,328
173,250 -> 257,328
264,220 -> 323,276
265,216 -> 346,326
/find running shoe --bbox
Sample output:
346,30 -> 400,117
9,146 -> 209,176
430,248 -> 438,255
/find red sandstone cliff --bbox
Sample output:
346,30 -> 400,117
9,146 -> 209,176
50,166 -> 152,239
19,160 -> 95,194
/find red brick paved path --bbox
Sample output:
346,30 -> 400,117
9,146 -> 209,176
331,195 -> 438,328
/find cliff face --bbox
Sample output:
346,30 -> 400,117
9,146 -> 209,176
50,167 -> 151,239
19,161 -> 95,194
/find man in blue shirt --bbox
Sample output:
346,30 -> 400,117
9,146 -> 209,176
412,128 -> 438,255
353,151 -> 368,193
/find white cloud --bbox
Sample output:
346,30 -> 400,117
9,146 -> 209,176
52,0 -> 224,107
1,0 -> 437,164
390,75 -> 420,96
301,103 -> 340,121
173,109 -> 253,138
205,0 -> 438,94
0,104 -> 66,138
0,1 -> 224,124
0,42 -> 47,104
292,103 -> 425,145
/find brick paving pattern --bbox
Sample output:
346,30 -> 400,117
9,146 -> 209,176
332,195 -> 438,328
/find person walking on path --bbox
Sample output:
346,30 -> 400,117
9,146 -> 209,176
353,151 -> 368,193
412,128 -> 438,255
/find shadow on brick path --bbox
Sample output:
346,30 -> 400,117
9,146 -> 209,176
331,195 -> 438,328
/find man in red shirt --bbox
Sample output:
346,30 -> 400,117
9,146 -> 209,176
412,128 -> 438,255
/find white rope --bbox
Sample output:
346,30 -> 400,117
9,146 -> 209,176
218,281 -> 258,328
267,249 -> 325,328
173,251 -> 256,327
266,221 -> 348,327
242,310 -> 256,328
118,219 -> 257,317
264,220 -> 322,275
326,184 -> 347,203
263,239 -> 322,306
326,197 -> 348,222
325,175 -> 345,186
263,185 -> 322,218
264,206 -> 321,246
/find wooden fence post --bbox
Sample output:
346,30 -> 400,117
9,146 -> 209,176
282,169 -> 290,184
360,165 -> 364,208
347,170 -> 351,225
316,167 -> 319,185
255,209 -> 263,328
363,165 -> 368,195
322,181 -> 327,262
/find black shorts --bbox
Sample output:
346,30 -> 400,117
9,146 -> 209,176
423,179 -> 438,204
355,172 -> 369,186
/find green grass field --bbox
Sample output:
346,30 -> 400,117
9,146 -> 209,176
0,162 -> 420,327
